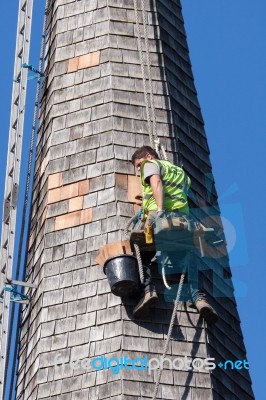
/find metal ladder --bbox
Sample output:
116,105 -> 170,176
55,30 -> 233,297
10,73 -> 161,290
0,0 -> 34,397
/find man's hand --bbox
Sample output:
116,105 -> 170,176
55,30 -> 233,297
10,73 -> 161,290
134,193 -> 143,206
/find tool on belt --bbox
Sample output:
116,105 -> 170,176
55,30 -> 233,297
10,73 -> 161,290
144,225 -> 154,244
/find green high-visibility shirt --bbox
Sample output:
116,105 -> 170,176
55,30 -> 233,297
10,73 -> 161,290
140,159 -> 191,219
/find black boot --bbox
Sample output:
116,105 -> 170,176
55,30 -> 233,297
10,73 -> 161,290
133,289 -> 159,318
195,298 -> 219,325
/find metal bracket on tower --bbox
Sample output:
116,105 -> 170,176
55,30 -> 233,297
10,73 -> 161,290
0,280 -> 36,304
14,63 -> 45,82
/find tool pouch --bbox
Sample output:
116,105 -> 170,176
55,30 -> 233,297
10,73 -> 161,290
154,215 -> 192,235
171,216 -> 190,231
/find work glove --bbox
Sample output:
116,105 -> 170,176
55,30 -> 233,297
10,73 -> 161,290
147,210 -> 165,227
155,210 -> 165,219
153,210 -> 167,232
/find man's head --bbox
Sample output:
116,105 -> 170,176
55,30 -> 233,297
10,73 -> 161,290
131,146 -> 159,170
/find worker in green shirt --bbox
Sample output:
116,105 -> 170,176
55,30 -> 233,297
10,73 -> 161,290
131,146 -> 219,325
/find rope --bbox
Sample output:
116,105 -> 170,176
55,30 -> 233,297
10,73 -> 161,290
133,243 -> 144,285
124,212 -> 188,398
133,0 -> 153,148
203,320 -> 214,391
134,0 -> 182,168
160,252 -> 171,290
132,3 -> 188,398
124,214 -> 145,285
140,0 -> 158,143
152,268 -> 186,400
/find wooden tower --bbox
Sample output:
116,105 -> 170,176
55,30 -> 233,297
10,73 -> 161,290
16,0 -> 254,399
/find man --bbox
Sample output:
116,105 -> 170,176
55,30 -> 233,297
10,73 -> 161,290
131,146 -> 219,325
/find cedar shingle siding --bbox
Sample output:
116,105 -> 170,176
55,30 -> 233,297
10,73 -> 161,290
16,0 -> 254,399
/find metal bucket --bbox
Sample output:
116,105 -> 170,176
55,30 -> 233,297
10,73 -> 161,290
103,254 -> 140,297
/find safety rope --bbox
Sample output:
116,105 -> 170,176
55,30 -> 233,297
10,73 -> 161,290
133,243 -> 145,285
131,2 -> 187,398
203,320 -> 213,391
133,0 -> 156,148
160,251 -> 172,290
140,0 -> 158,143
124,214 -> 145,285
152,271 -> 186,400
131,0 -> 213,394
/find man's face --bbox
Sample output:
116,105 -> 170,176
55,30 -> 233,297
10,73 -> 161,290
134,153 -> 153,171
134,158 -> 145,171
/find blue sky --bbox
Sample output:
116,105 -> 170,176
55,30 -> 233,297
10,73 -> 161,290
182,1 -> 266,398
1,1 -> 265,398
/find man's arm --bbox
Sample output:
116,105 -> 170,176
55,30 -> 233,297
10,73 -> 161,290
150,174 -> 164,211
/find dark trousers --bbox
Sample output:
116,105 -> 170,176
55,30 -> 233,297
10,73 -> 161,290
141,249 -> 205,302
141,207 -> 206,303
